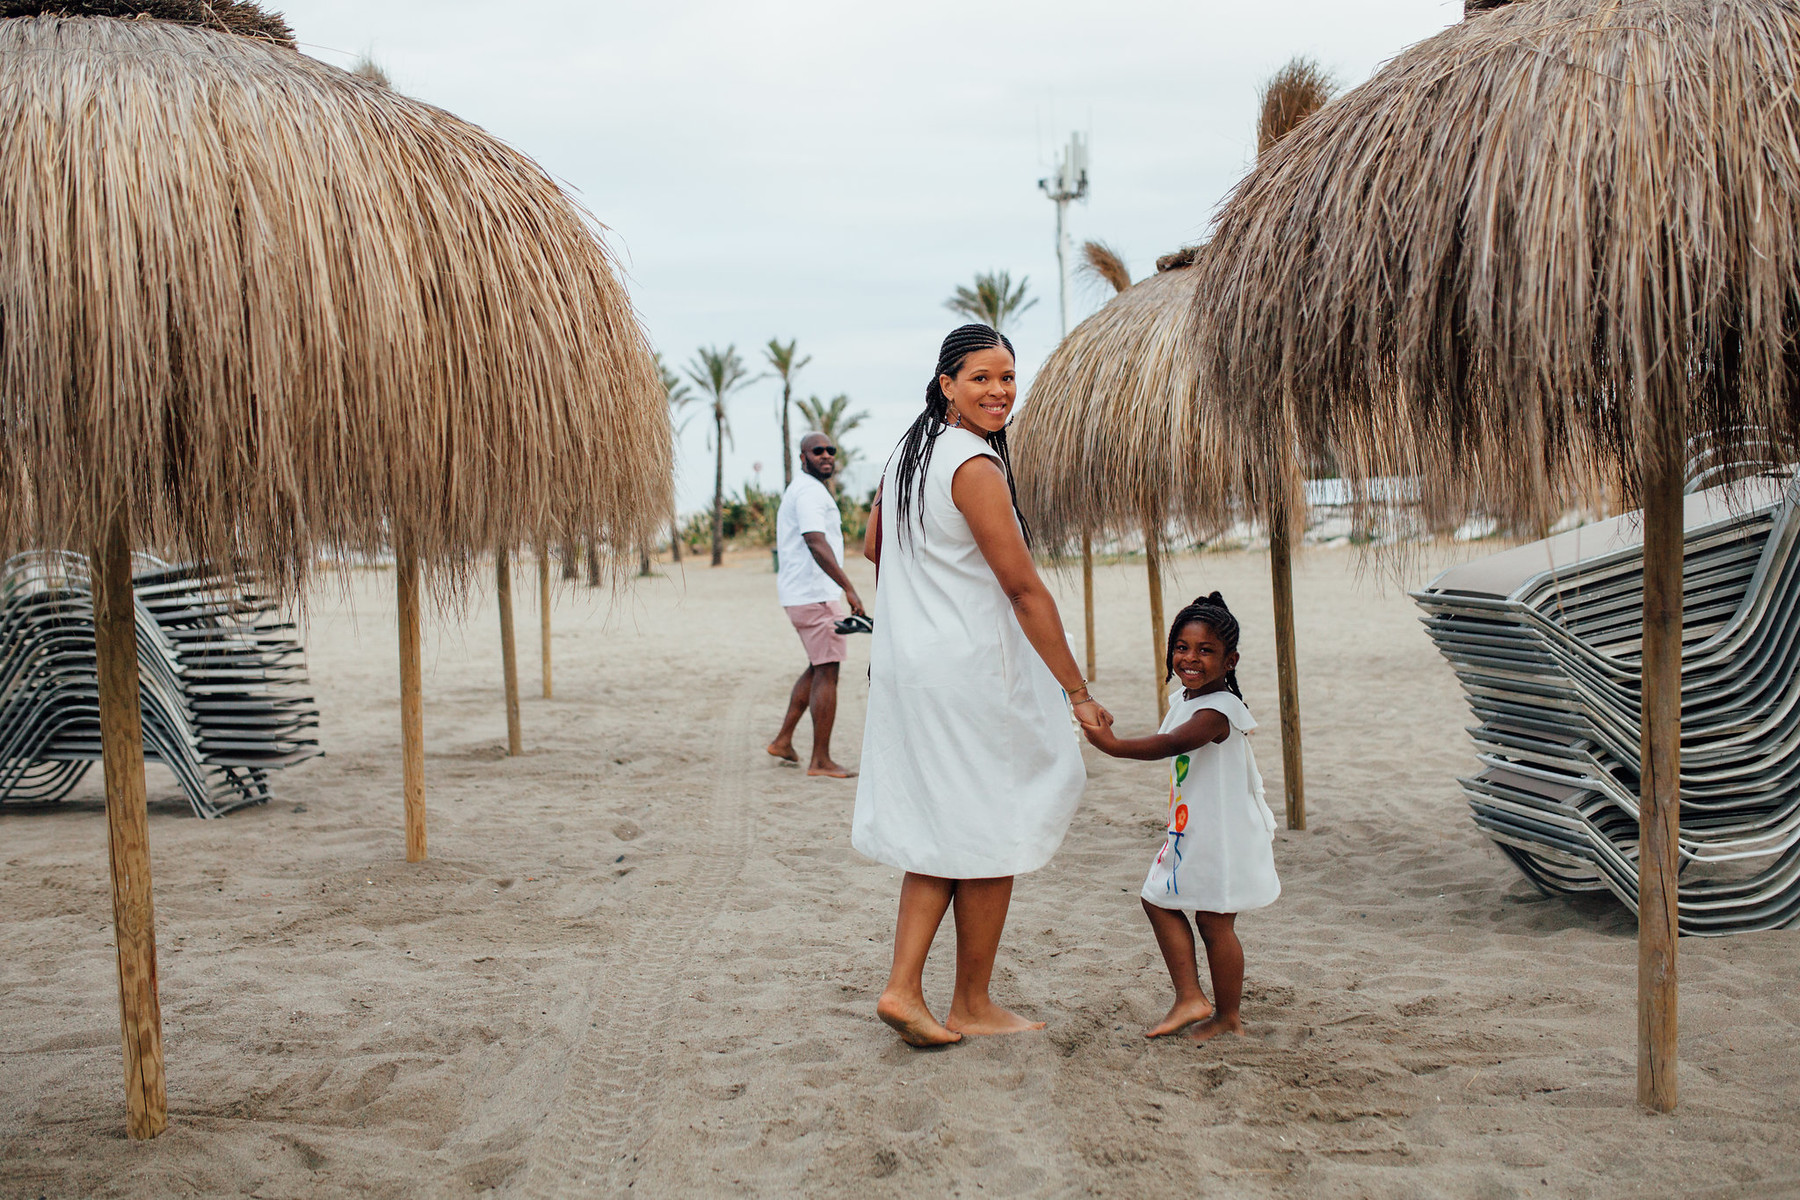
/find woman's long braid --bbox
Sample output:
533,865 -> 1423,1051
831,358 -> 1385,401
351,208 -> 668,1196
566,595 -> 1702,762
890,323 -> 1030,545
1166,591 -> 1245,701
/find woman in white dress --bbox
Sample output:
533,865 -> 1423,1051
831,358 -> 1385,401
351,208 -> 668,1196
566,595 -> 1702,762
854,324 -> 1111,1046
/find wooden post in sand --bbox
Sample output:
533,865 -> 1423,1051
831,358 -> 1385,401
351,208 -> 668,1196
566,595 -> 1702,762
539,551 -> 553,699
497,547 -> 523,756
397,544 -> 427,862
1269,503 -> 1306,831
1082,531 -> 1097,682
92,501 -> 167,1140
1145,525 -> 1167,721
1637,398 -> 1684,1113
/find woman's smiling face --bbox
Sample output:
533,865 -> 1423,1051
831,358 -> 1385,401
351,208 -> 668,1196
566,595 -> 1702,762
941,347 -> 1017,434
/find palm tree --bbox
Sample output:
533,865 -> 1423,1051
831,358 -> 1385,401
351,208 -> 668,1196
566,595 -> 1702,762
944,269 -> 1037,335
684,345 -> 752,565
796,393 -> 870,491
764,338 -> 811,490
658,354 -> 695,563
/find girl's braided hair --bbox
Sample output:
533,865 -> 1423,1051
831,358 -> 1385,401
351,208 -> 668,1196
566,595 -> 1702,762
1166,591 -> 1245,701
888,324 -> 1029,546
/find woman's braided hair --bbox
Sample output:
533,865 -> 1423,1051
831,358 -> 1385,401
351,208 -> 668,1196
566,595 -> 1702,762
1166,591 -> 1245,701
888,324 -> 1030,545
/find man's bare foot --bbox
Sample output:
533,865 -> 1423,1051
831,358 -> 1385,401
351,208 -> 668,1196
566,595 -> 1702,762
807,760 -> 855,778
766,741 -> 799,763
1189,1014 -> 1246,1043
1145,995 -> 1214,1038
876,993 -> 962,1047
945,999 -> 1046,1036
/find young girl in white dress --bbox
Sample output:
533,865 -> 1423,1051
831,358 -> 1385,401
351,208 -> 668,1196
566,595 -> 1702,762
1082,592 -> 1280,1042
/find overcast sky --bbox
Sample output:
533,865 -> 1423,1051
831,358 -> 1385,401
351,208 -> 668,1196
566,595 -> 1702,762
280,0 -> 1459,513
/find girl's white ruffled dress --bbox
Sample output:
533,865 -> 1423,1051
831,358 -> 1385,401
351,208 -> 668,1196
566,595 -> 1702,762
852,427 -> 1085,879
1142,690 -> 1281,913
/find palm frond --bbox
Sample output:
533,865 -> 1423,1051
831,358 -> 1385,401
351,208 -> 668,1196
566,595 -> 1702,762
945,270 -> 1038,335
1078,241 -> 1132,295
1256,57 -> 1337,155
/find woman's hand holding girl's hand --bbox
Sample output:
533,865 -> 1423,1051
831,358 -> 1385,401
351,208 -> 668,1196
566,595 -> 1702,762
1080,717 -> 1120,752
1072,697 -> 1113,731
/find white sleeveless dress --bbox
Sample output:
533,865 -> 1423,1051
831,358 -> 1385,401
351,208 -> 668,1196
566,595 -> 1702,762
1142,690 -> 1281,913
852,427 -> 1086,879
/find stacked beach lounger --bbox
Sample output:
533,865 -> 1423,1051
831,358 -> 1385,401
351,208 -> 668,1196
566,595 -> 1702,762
0,551 -> 320,818
1413,472 -> 1800,935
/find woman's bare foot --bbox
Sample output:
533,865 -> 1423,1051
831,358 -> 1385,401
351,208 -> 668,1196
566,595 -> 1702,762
1145,994 -> 1214,1038
945,998 -> 1046,1036
766,741 -> 799,763
808,759 -> 855,778
1189,1014 -> 1246,1044
876,992 -> 962,1047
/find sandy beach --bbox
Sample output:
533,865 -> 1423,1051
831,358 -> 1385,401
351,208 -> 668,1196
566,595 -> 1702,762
4,545 -> 1798,1198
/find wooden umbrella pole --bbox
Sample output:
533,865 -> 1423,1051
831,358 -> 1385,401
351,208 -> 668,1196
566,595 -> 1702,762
92,502 -> 167,1140
539,551 -> 553,699
497,547 -> 522,756
1082,531 -> 1097,682
1270,502 -> 1307,831
397,544 -> 427,862
1637,401 -> 1685,1114
1146,528 -> 1167,721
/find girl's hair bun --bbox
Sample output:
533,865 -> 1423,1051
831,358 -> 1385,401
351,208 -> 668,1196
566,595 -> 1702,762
1201,590 -> 1228,609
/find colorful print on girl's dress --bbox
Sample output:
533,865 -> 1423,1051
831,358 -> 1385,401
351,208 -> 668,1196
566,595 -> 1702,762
1158,753 -> 1194,896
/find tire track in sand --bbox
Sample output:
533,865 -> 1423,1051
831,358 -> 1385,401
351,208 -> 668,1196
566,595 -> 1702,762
510,678 -> 759,1196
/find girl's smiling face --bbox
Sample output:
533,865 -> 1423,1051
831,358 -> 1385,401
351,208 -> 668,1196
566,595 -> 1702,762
1171,620 -> 1238,695
941,347 -> 1017,434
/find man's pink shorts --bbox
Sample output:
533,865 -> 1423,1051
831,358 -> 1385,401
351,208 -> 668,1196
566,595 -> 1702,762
785,600 -> 847,665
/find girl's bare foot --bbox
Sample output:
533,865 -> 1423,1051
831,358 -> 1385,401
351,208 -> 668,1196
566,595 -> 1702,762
876,993 -> 962,1047
1189,1014 -> 1246,1043
945,999 -> 1046,1036
808,759 -> 855,778
1146,995 -> 1214,1038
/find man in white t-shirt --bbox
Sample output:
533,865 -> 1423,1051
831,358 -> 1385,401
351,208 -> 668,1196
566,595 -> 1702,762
766,432 -> 866,778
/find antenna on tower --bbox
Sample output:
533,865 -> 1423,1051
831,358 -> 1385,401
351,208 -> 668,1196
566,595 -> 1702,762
1038,131 -> 1089,339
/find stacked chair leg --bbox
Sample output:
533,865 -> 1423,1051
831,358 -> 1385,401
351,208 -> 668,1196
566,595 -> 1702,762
1414,472 -> 1800,935
0,552 -> 320,818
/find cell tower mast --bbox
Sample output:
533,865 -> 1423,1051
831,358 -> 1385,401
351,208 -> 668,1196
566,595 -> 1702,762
1038,131 -> 1089,338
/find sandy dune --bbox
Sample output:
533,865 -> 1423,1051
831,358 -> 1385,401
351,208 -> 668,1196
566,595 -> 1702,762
4,546 -> 1798,1197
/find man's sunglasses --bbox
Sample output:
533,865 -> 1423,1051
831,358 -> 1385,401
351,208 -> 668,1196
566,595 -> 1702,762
808,445 -> 838,456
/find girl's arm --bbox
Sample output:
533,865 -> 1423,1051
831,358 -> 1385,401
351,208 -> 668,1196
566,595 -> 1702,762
954,456 -> 1112,730
864,482 -> 882,575
1084,708 -> 1229,760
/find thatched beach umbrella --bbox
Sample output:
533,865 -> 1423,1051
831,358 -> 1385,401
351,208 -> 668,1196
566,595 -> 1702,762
1013,258 -> 1217,721
1193,0 -> 1800,1112
1014,60 -> 1329,809
0,2 -> 668,1137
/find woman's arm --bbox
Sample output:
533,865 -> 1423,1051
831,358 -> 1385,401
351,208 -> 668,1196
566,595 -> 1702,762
954,456 -> 1111,729
1083,709 -> 1229,760
864,482 -> 883,575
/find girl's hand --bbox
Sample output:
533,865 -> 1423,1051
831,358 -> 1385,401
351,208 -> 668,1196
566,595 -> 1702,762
1081,719 -> 1120,753
1072,697 -> 1111,730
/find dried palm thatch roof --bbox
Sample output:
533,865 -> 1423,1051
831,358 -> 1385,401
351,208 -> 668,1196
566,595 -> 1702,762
1256,57 -> 1335,155
1013,258 -> 1241,550
1193,0 -> 1800,532
0,0 -> 291,44
0,12 -> 668,597
1077,240 -> 1132,296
